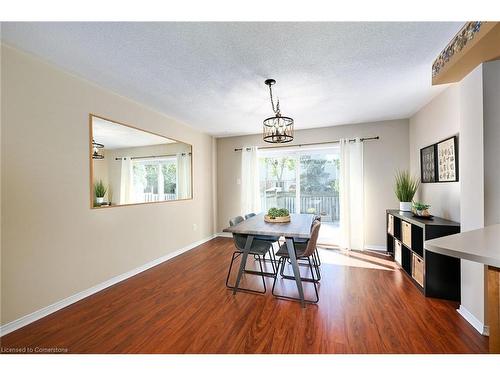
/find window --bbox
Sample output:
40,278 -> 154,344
259,147 -> 340,244
132,157 -> 177,202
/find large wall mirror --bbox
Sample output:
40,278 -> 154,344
89,114 -> 192,208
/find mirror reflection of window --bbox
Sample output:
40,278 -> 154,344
132,157 -> 177,202
90,115 -> 192,208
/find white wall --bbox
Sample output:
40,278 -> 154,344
217,119 -> 410,248
483,60 -> 500,226
459,65 -> 485,330
409,86 -> 460,221
410,65 -> 487,332
1,44 -> 215,325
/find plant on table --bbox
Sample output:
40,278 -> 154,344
413,201 -> 431,216
267,207 -> 290,219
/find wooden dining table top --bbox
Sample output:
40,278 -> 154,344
222,213 -> 315,239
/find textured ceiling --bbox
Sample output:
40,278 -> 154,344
1,22 -> 462,137
92,117 -> 175,150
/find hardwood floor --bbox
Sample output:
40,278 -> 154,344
0,237 -> 488,353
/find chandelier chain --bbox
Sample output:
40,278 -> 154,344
268,84 -> 281,117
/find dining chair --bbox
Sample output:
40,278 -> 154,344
244,212 -> 280,264
237,213 -> 279,266
283,218 -> 321,281
294,215 -> 322,267
225,216 -> 277,294
272,220 -> 321,303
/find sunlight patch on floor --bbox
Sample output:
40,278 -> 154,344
318,221 -> 339,244
317,247 -> 396,271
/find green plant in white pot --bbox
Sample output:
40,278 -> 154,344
94,180 -> 107,205
394,170 -> 419,212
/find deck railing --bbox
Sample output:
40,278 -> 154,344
263,192 -> 339,222
143,193 -> 177,202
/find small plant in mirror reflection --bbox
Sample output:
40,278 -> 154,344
94,180 -> 107,198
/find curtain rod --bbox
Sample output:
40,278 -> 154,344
233,136 -> 379,152
115,152 -> 191,161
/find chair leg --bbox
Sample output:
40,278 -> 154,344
306,257 -> 320,303
279,256 -> 286,277
225,251 -> 241,289
314,261 -> 321,281
311,251 -> 321,281
271,258 -> 282,297
272,256 -> 319,304
226,251 -> 266,294
256,254 -> 267,294
280,256 -> 319,283
315,247 -> 321,266
269,243 -> 278,272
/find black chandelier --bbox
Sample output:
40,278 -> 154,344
262,79 -> 294,143
92,139 -> 104,160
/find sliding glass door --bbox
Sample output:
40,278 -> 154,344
259,151 -> 298,213
259,147 -> 340,244
299,151 -> 340,221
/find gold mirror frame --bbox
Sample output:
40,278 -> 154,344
89,114 -> 193,209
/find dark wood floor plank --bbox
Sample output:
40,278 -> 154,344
0,237 -> 488,353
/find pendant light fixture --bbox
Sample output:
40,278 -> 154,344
262,79 -> 294,143
92,139 -> 105,160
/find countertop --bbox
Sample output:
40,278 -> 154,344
425,224 -> 500,267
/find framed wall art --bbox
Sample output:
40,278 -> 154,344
420,144 -> 436,183
436,135 -> 458,182
419,135 -> 459,183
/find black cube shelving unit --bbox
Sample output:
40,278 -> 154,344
386,209 -> 461,301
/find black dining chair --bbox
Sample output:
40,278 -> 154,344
225,216 -> 277,294
238,213 -> 279,267
244,212 -> 280,263
272,220 -> 321,303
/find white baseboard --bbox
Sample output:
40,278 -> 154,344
457,305 -> 489,336
0,234 -> 216,337
364,244 -> 387,252
216,232 -> 232,238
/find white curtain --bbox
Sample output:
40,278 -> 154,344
241,146 -> 261,215
339,138 -> 364,250
119,157 -> 133,205
176,153 -> 192,199
157,161 -> 164,200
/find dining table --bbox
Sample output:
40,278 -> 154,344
223,213 -> 315,307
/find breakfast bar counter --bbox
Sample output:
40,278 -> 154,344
425,224 -> 500,353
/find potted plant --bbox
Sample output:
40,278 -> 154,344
264,207 -> 291,223
94,180 -> 107,205
413,201 -> 431,217
394,170 -> 419,212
